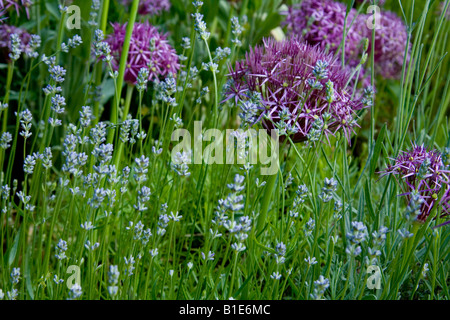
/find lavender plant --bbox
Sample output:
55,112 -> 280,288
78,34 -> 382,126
0,0 -> 448,303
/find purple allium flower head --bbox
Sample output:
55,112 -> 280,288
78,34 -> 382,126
0,0 -> 32,19
282,0 -> 367,66
224,37 -> 365,144
381,143 -> 450,223
121,0 -> 170,16
0,23 -> 30,61
368,10 -> 411,79
106,22 -> 179,85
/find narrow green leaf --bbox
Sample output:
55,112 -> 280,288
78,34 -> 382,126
8,227 -> 21,266
370,123 -> 386,177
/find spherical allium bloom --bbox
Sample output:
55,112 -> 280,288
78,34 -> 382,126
224,37 -> 365,144
282,0 -> 367,66
106,22 -> 179,84
368,10 -> 411,79
0,23 -> 30,61
0,0 -> 32,19
121,0 -> 170,16
381,143 -> 450,223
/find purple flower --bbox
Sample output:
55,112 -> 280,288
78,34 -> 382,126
283,0 -> 411,80
0,0 -> 32,19
381,143 -> 450,223
121,0 -> 170,16
224,37 -> 365,144
282,0 -> 367,67
369,10 -> 411,79
0,23 -> 30,61
106,22 -> 179,85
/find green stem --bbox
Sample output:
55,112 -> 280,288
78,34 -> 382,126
108,0 -> 139,144
256,171 -> 277,236
2,62 -> 14,134
256,136 -> 284,235
113,85 -> 134,169
93,0 -> 111,124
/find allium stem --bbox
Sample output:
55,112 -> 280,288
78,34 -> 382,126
113,84 -> 134,169
108,0 -> 139,143
93,0 -> 111,124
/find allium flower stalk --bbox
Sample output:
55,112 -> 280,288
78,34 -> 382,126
106,22 -> 179,85
225,37 -> 365,143
381,143 -> 450,224
121,0 -> 170,16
